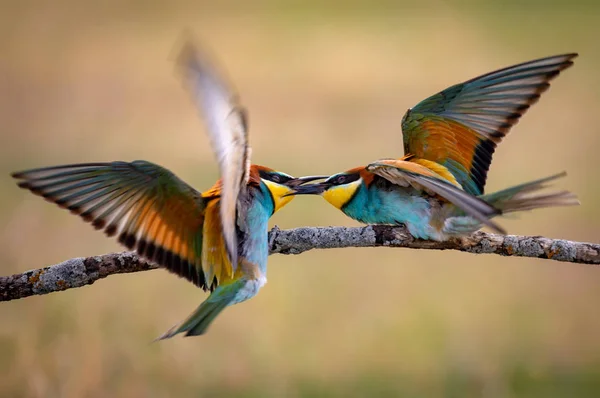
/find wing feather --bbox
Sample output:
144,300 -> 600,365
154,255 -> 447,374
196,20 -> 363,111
176,37 -> 250,272
11,161 -> 226,291
366,159 -> 505,234
402,53 -> 577,195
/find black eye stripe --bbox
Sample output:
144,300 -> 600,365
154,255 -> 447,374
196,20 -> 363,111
330,173 -> 360,186
259,170 -> 292,184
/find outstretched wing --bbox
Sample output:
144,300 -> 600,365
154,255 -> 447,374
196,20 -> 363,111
366,159 -> 505,234
402,53 -> 577,195
12,161 -> 225,291
176,36 -> 250,272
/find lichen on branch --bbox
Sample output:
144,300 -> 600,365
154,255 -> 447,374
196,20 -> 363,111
1,225 -> 598,302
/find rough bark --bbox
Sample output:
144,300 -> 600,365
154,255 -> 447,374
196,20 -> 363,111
2,225 -> 598,302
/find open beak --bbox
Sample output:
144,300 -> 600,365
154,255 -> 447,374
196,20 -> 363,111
285,175 -> 329,188
285,180 -> 332,196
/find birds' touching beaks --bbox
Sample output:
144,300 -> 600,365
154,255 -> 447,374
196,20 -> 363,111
11,41 -> 582,339
12,33 -> 325,339
291,54 -> 580,241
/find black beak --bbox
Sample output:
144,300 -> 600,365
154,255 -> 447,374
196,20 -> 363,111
285,180 -> 332,196
285,175 -> 329,188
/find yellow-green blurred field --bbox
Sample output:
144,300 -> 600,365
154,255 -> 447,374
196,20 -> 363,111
1,1 -> 600,396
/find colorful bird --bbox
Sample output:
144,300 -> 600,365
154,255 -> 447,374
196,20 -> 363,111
290,54 -> 579,241
11,38 -> 324,338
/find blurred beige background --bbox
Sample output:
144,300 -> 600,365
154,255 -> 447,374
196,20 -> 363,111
1,1 -> 600,397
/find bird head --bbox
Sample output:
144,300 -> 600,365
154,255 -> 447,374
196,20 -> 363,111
287,167 -> 371,210
253,166 -> 327,213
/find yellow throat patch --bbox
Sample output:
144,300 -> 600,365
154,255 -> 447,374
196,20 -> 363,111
261,179 -> 295,213
322,178 -> 362,209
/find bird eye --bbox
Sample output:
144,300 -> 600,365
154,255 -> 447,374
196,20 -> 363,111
335,175 -> 347,184
270,174 -> 281,183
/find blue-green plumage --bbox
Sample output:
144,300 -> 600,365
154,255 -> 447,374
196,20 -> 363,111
294,168 -> 577,242
341,178 -> 435,239
240,181 -> 275,273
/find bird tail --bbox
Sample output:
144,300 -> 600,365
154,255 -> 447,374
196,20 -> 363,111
480,172 -> 579,214
154,298 -> 230,341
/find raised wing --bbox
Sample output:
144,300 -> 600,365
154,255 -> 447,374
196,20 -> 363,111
402,53 -> 577,196
366,159 -> 505,234
201,199 -> 235,287
12,161 -> 227,291
176,36 -> 250,272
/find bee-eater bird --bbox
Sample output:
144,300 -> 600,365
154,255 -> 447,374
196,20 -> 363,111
11,38 -> 324,338
291,54 -> 579,241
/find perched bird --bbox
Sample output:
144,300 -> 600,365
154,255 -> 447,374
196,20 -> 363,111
12,38 -> 324,338
291,54 -> 579,241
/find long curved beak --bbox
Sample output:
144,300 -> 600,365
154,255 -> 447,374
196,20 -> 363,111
285,175 -> 329,188
285,180 -> 332,196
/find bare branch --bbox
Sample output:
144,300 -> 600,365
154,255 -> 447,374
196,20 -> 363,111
2,225 -> 598,302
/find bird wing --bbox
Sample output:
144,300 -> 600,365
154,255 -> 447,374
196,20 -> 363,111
366,159 -> 505,234
401,53 -> 577,196
11,161 -> 230,291
201,198 -> 236,289
176,36 -> 250,272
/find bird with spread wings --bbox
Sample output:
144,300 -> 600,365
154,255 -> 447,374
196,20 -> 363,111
291,54 -> 579,241
12,36 -> 324,338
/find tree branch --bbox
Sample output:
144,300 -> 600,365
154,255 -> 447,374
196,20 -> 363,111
2,225 -> 598,302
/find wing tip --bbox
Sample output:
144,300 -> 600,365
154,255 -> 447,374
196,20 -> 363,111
15,180 -> 31,189
173,32 -> 200,73
118,231 -> 137,249
172,29 -> 230,87
11,171 -> 26,179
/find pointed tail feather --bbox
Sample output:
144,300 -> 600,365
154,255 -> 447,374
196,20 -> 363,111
185,301 -> 229,337
154,299 -> 230,341
481,172 -> 579,214
153,278 -> 255,340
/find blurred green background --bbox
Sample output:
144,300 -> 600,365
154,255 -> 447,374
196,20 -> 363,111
1,1 -> 600,397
